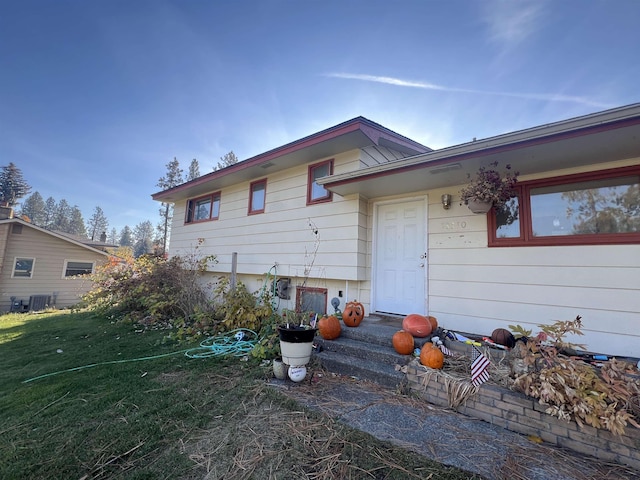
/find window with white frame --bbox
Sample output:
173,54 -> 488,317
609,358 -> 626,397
13,257 -> 35,278
64,260 -> 95,277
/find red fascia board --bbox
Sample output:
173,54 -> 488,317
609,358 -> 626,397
324,115 -> 640,189
152,117 -> 428,200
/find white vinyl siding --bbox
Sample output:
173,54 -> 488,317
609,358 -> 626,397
169,151 -> 366,281
425,161 -> 640,357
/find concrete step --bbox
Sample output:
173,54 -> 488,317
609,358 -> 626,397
317,335 -> 413,366
313,315 -> 432,390
314,350 -> 406,390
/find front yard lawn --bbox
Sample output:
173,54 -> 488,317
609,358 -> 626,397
0,311 -> 480,479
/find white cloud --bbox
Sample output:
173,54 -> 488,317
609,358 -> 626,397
481,0 -> 546,48
325,73 -> 613,109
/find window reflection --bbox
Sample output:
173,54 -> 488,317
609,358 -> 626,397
495,197 -> 520,238
531,176 -> 639,236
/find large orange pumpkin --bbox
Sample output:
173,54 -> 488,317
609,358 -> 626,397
318,315 -> 341,340
427,316 -> 438,331
343,301 -> 365,327
402,314 -> 433,337
392,330 -> 414,355
420,344 -> 444,369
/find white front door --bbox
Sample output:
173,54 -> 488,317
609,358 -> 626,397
374,199 -> 427,315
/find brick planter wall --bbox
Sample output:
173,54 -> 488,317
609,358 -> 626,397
405,361 -> 640,471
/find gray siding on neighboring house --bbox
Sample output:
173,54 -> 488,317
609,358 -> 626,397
0,223 -> 108,311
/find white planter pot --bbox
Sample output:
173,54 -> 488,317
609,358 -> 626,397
467,198 -> 493,214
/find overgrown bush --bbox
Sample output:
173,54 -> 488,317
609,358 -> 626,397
82,249 -> 217,327
510,317 -> 640,435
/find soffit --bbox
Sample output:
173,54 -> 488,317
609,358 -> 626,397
320,106 -> 640,198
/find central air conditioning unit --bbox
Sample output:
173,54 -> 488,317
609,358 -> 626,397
274,278 -> 290,299
28,295 -> 51,312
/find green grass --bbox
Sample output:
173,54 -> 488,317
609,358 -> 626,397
0,311 -> 482,479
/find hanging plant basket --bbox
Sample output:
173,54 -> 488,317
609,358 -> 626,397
466,198 -> 493,214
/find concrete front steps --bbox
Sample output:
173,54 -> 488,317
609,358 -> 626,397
314,314 -> 430,390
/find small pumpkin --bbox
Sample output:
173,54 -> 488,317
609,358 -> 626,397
402,314 -> 432,337
420,344 -> 444,369
392,330 -> 414,355
318,314 -> 341,340
343,301 -> 365,327
491,328 -> 515,348
427,315 -> 438,331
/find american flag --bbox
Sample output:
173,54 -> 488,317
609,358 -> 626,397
439,344 -> 453,356
471,346 -> 490,386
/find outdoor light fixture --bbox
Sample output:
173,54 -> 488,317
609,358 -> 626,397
441,194 -> 452,210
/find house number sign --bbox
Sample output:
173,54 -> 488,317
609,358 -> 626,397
441,221 -> 467,231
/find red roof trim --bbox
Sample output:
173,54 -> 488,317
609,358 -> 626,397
152,117 -> 429,200
324,115 -> 640,189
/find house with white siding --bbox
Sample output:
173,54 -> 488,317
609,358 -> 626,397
153,105 -> 640,357
0,209 -> 110,312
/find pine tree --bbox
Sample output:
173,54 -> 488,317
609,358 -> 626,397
53,199 -> 71,232
108,227 -> 118,245
187,158 -> 200,181
43,197 -> 57,229
133,220 -> 154,257
213,151 -> 239,171
157,158 -> 184,255
68,206 -> 87,236
119,225 -> 134,246
88,206 -> 109,241
0,163 -> 31,207
19,191 -> 46,225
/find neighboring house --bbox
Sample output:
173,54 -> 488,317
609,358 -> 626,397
0,208 -> 111,312
153,106 -> 640,357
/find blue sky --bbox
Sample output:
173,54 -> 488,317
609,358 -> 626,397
1,0 -> 639,233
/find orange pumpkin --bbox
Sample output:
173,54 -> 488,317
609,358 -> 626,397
392,330 -> 414,355
343,301 -> 365,327
420,344 -> 444,369
402,314 -> 432,337
427,316 -> 438,331
318,315 -> 341,340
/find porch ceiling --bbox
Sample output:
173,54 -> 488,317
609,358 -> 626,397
320,105 -> 640,198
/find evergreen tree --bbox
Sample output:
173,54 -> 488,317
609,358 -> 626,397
157,157 -> 184,255
68,206 -> 87,236
213,151 -> 239,171
108,227 -> 118,245
0,162 -> 31,207
53,199 -> 71,232
119,225 -> 134,246
187,158 -> 200,181
133,220 -> 154,257
88,206 -> 109,241
43,196 -> 57,229
19,191 -> 46,225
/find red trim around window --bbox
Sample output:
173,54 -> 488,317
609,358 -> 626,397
307,159 -> 334,205
185,192 -> 221,224
488,165 -> 640,246
248,179 -> 267,215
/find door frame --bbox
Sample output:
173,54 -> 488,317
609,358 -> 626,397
371,195 -> 429,315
